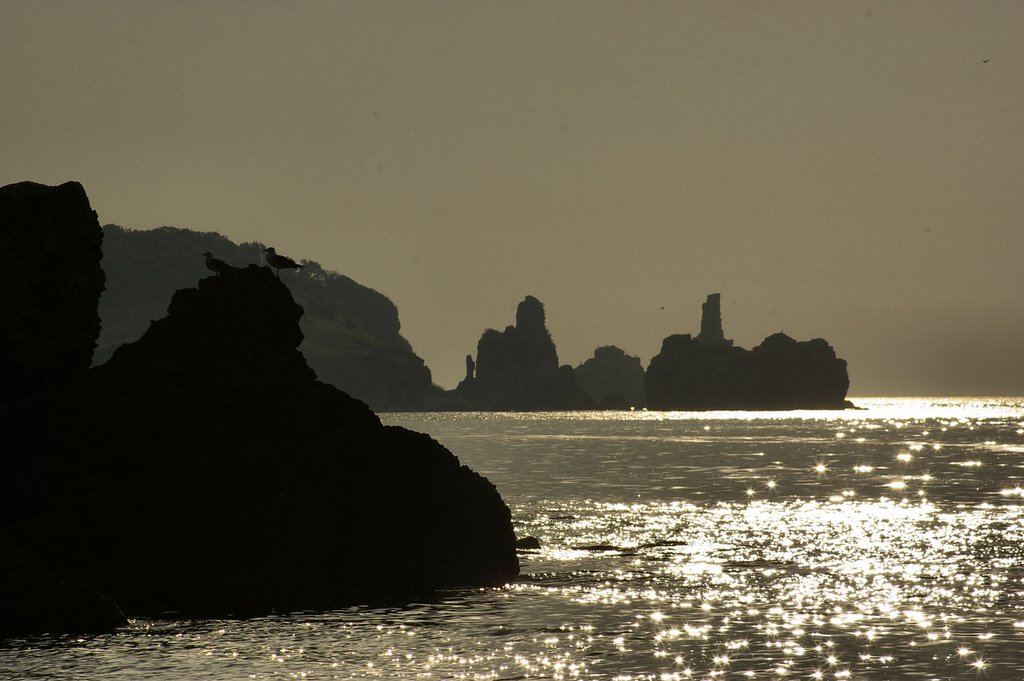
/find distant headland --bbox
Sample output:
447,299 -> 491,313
96,223 -> 445,411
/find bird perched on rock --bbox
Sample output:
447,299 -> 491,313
264,247 -> 304,277
202,251 -> 236,275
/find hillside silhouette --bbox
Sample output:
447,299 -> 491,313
97,225 -> 444,410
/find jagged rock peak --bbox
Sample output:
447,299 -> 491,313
515,295 -> 547,334
696,292 -> 731,347
455,295 -> 591,410
101,264 -> 314,385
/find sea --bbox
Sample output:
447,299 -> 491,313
3,397 -> 1024,680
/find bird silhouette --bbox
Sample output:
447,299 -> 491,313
202,251 -> 236,275
982,58 -> 990,63
264,247 -> 304,278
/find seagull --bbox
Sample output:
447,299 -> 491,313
263,247 -> 304,277
202,251 -> 236,275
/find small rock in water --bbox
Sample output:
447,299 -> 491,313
515,536 -> 542,551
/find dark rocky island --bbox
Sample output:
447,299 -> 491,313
0,181 -> 518,637
455,295 -> 592,410
646,293 -> 852,410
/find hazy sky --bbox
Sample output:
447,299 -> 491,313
3,1 -> 1022,395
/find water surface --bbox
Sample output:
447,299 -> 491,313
4,397 -> 1024,680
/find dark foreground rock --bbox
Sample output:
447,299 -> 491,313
0,181 -> 104,393
0,181 -> 518,634
0,542 -> 128,639
6,266 -> 519,619
646,294 -> 851,410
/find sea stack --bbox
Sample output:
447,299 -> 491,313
696,293 -> 732,347
455,295 -> 592,410
646,294 -> 851,410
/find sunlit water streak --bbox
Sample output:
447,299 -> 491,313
3,397 -> 1024,680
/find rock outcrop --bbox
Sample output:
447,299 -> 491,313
0,180 -> 123,637
1,182 -> 519,635
456,296 -> 592,410
646,295 -> 851,410
696,293 -> 732,347
0,181 -> 104,394
0,542 -> 128,639
574,346 -> 646,409
96,225 -> 442,410
6,266 -> 519,620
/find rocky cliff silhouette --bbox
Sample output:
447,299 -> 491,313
455,295 -> 592,410
0,181 -> 518,637
646,293 -> 851,409
0,181 -> 105,392
97,225 -> 442,410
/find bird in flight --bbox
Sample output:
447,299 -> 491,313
264,247 -> 304,277
982,58 -> 990,63
202,251 -> 236,275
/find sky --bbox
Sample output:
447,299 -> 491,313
3,1 -> 1022,395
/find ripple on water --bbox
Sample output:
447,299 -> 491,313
2,398 -> 1023,679
511,494 -> 1024,677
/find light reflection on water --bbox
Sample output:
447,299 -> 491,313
3,397 -> 1024,680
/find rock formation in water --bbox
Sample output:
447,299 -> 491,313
646,294 -> 851,410
696,292 -> 732,347
0,542 -> 128,639
0,181 -> 126,637
574,346 -> 646,409
455,295 -> 592,410
0,181 -> 519,636
97,224 -> 444,410
0,181 -> 105,393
